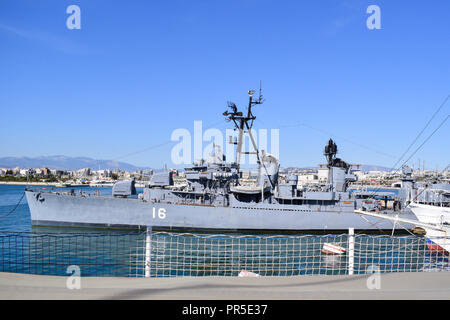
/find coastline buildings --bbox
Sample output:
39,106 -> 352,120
0,164 -> 448,187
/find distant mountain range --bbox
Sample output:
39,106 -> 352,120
282,165 -> 394,172
0,155 -> 394,172
357,165 -> 394,172
0,156 -> 152,171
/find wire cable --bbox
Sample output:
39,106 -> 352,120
111,119 -> 225,162
366,94 -> 449,198
0,192 -> 25,219
390,94 -> 449,172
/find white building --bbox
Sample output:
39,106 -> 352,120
318,168 -> 328,182
297,174 -> 319,183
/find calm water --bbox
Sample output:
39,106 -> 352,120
0,185 -> 448,277
0,185 -> 145,276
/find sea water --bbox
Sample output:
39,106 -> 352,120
0,185 -> 447,277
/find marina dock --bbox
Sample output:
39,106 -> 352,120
1,272 -> 450,299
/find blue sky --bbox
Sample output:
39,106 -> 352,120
0,0 -> 449,170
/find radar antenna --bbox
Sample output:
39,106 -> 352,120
324,138 -> 338,167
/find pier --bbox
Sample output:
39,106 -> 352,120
0,181 -> 89,187
1,272 -> 450,299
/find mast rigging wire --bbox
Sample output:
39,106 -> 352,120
0,192 -> 25,219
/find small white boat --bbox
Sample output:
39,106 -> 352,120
321,243 -> 346,255
409,202 -> 450,254
55,183 -> 70,188
355,201 -> 450,254
238,270 -> 260,277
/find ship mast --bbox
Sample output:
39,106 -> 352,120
223,84 -> 264,177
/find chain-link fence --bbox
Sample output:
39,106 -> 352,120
0,230 -> 448,277
0,232 -> 143,277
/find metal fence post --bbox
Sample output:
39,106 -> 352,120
348,228 -> 354,275
145,226 -> 152,278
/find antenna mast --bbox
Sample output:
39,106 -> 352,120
223,83 -> 264,169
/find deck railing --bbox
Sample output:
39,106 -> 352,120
0,230 -> 448,277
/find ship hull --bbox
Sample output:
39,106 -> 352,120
26,191 -> 417,232
409,202 -> 450,253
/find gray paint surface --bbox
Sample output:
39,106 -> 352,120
26,191 -> 417,231
1,271 -> 449,299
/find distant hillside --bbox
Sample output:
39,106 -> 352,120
281,165 -> 393,172
359,165 -> 393,172
0,155 -> 393,173
0,156 -> 152,171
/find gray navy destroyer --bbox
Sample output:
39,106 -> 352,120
26,89 -> 421,231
